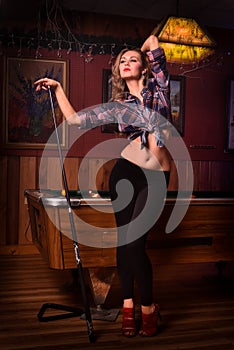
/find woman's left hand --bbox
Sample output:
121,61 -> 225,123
141,35 -> 159,52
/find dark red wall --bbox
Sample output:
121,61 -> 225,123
1,16 -> 234,164
67,29 -> 234,162
168,27 -> 234,162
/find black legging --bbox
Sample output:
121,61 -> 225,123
109,157 -> 170,306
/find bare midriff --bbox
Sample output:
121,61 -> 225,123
121,133 -> 171,171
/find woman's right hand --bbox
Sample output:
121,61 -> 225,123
34,78 -> 60,92
34,77 -> 78,124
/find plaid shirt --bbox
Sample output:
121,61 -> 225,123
78,46 -> 172,147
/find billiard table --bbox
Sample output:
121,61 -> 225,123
25,189 -> 234,319
25,189 -> 118,320
25,189 -> 117,270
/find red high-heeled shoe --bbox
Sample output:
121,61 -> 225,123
139,304 -> 161,337
122,307 -> 136,337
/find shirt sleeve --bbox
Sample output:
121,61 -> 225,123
146,47 -> 170,89
77,101 -> 151,130
77,103 -> 116,129
145,46 -> 172,126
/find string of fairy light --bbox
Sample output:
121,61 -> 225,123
0,0 -> 231,73
0,0 -> 141,65
0,30 -> 230,75
0,30 -> 141,64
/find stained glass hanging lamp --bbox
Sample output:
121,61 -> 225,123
152,16 -> 216,63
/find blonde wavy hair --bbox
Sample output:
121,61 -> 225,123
111,47 -> 151,101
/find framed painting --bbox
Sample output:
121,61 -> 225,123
101,69 -> 185,135
4,57 -> 68,148
225,78 -> 234,152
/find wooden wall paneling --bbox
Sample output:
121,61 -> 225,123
192,161 -> 200,191
37,156 -> 47,189
83,158 -> 117,191
76,157 -> 107,191
210,160 -> 234,191
46,157 -> 63,190
226,161 -> 234,191
186,159 -> 195,191
192,160 -> 234,192
75,157 -> 89,190
37,155 -> 65,190
35,156 -> 42,189
18,157 -> 37,245
0,156 -> 7,245
192,160 -> 212,191
198,160 -> 212,190
100,159 -> 117,191
6,156 -> 20,245
173,160 -> 193,191
88,158 -> 105,190
168,160 -> 178,191
209,160 -> 223,191
63,157 -> 80,189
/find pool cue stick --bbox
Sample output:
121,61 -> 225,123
47,86 -> 96,343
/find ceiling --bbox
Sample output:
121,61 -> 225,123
1,0 -> 234,30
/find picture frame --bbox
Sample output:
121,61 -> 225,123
4,57 -> 68,148
225,78 -> 234,152
101,69 -> 185,135
170,75 -> 186,136
101,69 -> 118,133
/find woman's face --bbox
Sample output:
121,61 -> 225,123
119,50 -> 145,81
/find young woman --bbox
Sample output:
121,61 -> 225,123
35,34 -> 172,337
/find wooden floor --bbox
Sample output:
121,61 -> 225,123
1,255 -> 234,350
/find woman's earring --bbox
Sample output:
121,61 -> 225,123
142,72 -> 146,83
